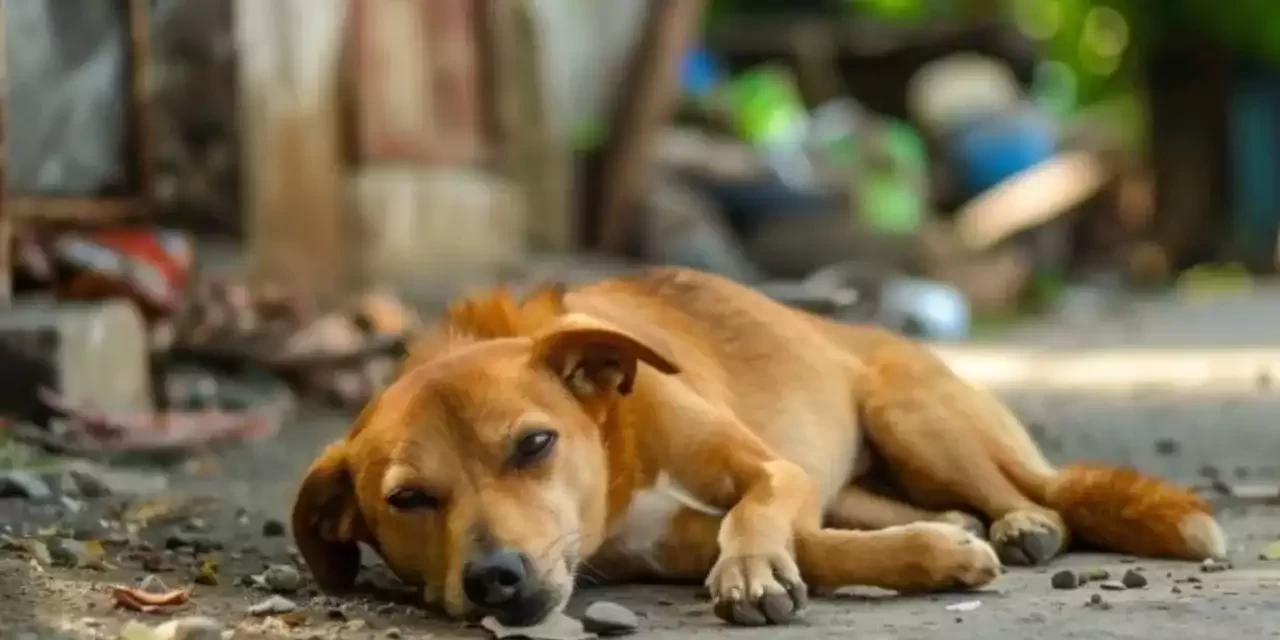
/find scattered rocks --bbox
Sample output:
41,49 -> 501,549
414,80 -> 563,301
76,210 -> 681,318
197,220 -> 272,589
47,538 -> 105,569
0,470 -> 52,501
261,564 -> 303,593
1050,569 -> 1080,590
248,595 -> 299,616
583,600 -> 639,636
1098,581 -> 1127,591
1121,569 -> 1148,589
481,613 -> 594,640
261,518 -> 286,537
1200,558 -> 1232,573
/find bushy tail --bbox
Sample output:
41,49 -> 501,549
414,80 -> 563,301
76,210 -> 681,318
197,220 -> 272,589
1041,464 -> 1226,561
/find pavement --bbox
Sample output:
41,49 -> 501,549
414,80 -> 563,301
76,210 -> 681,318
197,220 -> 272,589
3,285 -> 1280,638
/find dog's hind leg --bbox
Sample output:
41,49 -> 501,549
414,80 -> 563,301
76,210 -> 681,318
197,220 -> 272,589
826,485 -> 985,538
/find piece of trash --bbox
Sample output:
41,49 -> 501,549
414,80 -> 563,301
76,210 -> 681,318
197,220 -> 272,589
1260,540 -> 1280,561
945,600 -> 982,613
481,612 -> 595,640
194,556 -> 219,585
248,595 -> 299,616
112,584 -> 190,613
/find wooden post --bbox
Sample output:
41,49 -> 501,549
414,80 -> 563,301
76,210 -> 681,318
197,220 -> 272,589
594,0 -> 706,254
235,0 -> 350,301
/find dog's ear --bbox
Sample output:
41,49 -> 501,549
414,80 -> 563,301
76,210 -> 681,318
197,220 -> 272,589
291,441 -> 369,592
531,313 -> 680,405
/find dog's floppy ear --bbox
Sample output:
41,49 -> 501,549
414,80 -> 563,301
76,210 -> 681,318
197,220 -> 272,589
291,441 -> 369,592
531,313 -> 680,403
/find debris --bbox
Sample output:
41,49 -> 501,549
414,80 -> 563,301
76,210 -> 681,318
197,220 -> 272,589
112,584 -> 191,613
48,538 -> 108,570
261,518 -> 286,537
384,628 -> 403,639
278,611 -> 310,628
481,612 -> 594,640
1200,558 -> 1232,573
151,617 -> 224,640
194,556 -> 219,585
262,564 -> 303,593
248,595 -> 299,616
1171,586 -> 1182,594
1260,540 -> 1280,561
139,574 -> 169,594
1121,569 -> 1148,589
0,470 -> 52,501
1050,570 -> 1080,590
1086,593 -> 1112,610
1098,581 -> 1127,591
945,600 -> 982,613
583,600 -> 639,636
1079,568 -> 1110,582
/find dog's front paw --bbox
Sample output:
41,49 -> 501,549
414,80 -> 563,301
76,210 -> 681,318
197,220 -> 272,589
896,522 -> 1003,592
707,549 -> 808,626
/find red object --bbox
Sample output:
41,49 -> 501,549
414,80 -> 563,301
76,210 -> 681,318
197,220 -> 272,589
51,228 -> 195,322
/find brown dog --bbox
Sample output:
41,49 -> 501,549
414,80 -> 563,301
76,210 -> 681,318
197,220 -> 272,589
292,268 -> 1225,627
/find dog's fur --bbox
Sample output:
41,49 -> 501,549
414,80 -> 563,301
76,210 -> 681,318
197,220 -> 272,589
293,268 -> 1225,626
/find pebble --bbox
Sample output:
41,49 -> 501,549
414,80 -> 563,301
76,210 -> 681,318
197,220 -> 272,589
583,600 -> 640,636
1200,558 -> 1232,573
0,471 -> 52,501
1087,593 -> 1112,610
139,574 -> 169,594
1121,569 -> 1148,589
262,564 -> 303,593
1050,570 -> 1079,590
481,613 -> 593,640
384,629 -> 402,639
261,518 -> 286,537
1098,580 -> 1127,591
46,538 -> 92,568
248,595 -> 299,616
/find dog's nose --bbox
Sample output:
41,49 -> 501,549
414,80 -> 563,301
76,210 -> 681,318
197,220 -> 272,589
462,549 -> 529,607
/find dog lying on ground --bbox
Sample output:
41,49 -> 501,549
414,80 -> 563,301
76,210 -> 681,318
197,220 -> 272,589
292,267 -> 1226,627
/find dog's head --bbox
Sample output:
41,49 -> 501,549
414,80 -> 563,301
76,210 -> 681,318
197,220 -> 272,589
291,288 -> 679,626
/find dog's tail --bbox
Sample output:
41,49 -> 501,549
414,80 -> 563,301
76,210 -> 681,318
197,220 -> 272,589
1025,463 -> 1226,561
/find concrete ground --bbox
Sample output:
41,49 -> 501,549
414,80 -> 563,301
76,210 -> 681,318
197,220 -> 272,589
4,287 -> 1280,638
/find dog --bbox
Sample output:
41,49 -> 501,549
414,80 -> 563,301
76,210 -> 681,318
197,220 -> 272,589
292,267 -> 1225,627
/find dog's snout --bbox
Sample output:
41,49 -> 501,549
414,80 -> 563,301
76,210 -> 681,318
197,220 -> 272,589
462,549 -> 529,607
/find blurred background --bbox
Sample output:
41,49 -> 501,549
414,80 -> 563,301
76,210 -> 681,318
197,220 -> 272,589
1,0 -> 1279,501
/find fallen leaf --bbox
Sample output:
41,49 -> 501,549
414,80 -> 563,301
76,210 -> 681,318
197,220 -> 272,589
112,585 -> 190,613
194,555 -> 220,585
279,611 -> 309,627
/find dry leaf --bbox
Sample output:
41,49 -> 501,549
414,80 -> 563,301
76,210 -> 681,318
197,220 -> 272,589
195,556 -> 220,585
278,611 -> 309,628
112,585 -> 190,613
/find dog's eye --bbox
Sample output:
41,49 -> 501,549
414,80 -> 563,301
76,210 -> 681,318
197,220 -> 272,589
510,429 -> 558,469
385,487 -> 441,511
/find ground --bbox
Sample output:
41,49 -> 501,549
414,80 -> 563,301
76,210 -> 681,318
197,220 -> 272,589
4,287 -> 1280,638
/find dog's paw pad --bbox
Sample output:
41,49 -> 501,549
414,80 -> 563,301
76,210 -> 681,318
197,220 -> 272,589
990,512 -> 1065,566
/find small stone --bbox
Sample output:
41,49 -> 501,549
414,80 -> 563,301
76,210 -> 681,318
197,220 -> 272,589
46,538 -> 92,568
0,471 -> 52,501
1200,558 -> 1232,573
384,629 -> 402,639
1086,593 -> 1112,610
1121,569 -> 1148,589
262,564 -> 303,593
1050,570 -> 1079,590
481,613 -> 592,640
583,600 -> 639,636
139,574 -> 169,594
261,519 -> 286,537
248,595 -> 299,616
1098,580 -> 1127,591
1171,586 -> 1182,594
1079,568 -> 1110,582
152,616 -> 224,640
